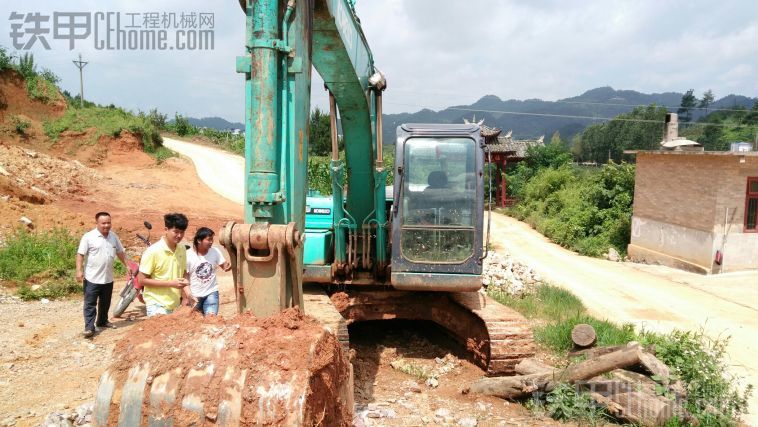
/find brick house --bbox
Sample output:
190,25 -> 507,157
626,118 -> 758,273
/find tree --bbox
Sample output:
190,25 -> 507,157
699,89 -> 715,115
173,113 -> 192,136
549,131 -> 562,146
677,89 -> 698,123
309,107 -> 332,156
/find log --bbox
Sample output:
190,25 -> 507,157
583,369 -> 686,426
571,323 -> 597,348
470,346 -> 642,399
607,391 -> 675,426
638,351 -> 670,379
514,358 -> 554,375
568,341 -> 641,359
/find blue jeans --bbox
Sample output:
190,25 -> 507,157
195,291 -> 219,316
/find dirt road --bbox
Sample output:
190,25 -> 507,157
488,213 -> 758,425
162,137 -> 244,204
172,138 -> 757,424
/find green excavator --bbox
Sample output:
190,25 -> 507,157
94,1 -> 534,424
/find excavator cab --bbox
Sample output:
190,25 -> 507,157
391,124 -> 484,291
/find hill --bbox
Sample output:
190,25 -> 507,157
185,116 -> 244,131
381,87 -> 757,142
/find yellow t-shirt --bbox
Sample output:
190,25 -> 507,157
139,237 -> 187,310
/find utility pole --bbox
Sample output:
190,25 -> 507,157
72,54 -> 88,108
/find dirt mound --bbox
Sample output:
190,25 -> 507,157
0,69 -> 65,125
0,144 -> 99,204
97,307 -> 352,426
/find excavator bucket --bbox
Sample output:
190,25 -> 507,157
93,308 -> 353,426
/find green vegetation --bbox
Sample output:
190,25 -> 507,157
0,46 -> 12,71
575,104 -> 669,163
641,329 -> 754,425
0,228 -> 80,300
506,142 -> 635,257
11,115 -> 31,134
682,103 -> 758,151
527,382 -> 610,425
490,284 -> 753,425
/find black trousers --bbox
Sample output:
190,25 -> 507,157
83,279 -> 113,331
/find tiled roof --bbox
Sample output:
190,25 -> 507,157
488,135 -> 545,157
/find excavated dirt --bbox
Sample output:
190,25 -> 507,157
103,307 -> 350,426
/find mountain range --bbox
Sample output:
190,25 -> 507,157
188,87 -> 757,141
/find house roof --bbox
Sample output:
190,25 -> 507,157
466,119 -> 545,158
488,134 -> 545,157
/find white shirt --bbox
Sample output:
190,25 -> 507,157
186,247 -> 226,298
77,228 -> 125,284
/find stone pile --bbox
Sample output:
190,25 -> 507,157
482,251 -> 543,296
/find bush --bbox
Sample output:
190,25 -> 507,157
508,161 -> 635,257
0,46 -> 12,71
11,115 -> 31,134
172,113 -> 197,136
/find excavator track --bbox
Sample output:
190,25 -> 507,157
318,288 -> 535,376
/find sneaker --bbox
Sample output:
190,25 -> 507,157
83,329 -> 95,338
95,322 -> 116,331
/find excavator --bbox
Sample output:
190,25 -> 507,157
94,0 -> 534,424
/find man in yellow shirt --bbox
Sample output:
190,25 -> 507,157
138,213 -> 192,316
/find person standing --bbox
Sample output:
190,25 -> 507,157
186,227 -> 231,316
76,212 -> 128,338
138,213 -> 191,317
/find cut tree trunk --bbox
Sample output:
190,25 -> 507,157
571,323 -> 596,348
469,346 -> 642,398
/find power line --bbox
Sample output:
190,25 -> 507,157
384,101 -> 757,129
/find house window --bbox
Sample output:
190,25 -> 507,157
746,177 -> 758,231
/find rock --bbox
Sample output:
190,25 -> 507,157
40,298 -> 50,304
435,408 -> 450,418
0,165 -> 9,176
458,417 -> 478,427
19,216 -> 34,229
607,247 -> 621,262
425,377 -> 439,388
25,150 -> 38,158
31,285 -> 42,291
403,380 -> 422,393
1,416 -> 15,427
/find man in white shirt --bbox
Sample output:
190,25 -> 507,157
76,212 -> 128,338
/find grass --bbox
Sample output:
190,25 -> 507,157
490,284 -> 635,353
0,228 -> 77,283
0,228 -> 126,300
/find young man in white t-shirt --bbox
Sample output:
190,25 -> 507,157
76,212 -> 128,338
186,227 -> 231,315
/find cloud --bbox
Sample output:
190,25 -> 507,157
1,0 -> 756,121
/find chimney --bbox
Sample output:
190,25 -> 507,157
664,113 -> 678,142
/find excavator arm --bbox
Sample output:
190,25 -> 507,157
221,0 -> 386,316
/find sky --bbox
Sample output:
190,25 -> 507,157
2,1 -> 757,123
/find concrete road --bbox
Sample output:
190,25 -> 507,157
162,136 -> 244,204
164,137 -> 757,424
